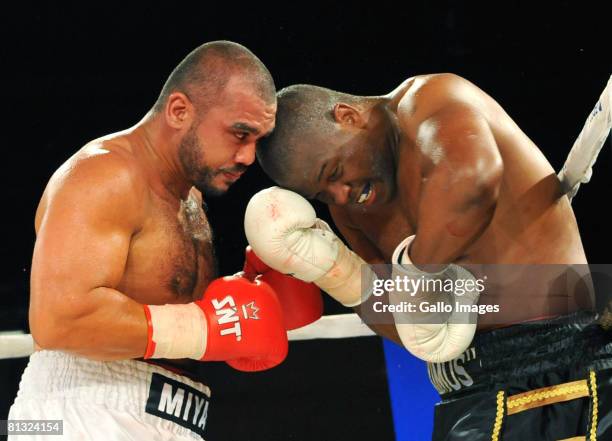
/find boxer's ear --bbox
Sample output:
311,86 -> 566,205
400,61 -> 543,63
332,103 -> 365,128
165,92 -> 194,129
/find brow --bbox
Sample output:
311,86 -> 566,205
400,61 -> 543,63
232,122 -> 260,135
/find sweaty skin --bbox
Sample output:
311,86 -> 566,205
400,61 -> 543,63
29,74 -> 275,366
319,74 -> 590,340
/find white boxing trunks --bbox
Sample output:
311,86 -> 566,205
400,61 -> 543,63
8,351 -> 211,440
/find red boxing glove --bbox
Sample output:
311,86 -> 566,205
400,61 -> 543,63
243,246 -> 323,330
199,275 -> 288,372
144,275 -> 287,372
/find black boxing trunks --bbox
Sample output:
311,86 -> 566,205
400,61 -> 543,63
427,311 -> 612,441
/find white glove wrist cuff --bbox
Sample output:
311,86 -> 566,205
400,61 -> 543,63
315,242 -> 373,307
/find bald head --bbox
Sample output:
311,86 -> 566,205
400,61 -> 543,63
257,84 -> 361,187
153,41 -> 275,115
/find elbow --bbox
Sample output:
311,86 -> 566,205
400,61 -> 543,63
475,167 -> 503,207
29,308 -> 72,351
30,320 -> 64,351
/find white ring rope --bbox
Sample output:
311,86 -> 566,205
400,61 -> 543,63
1,76 -> 610,361
0,331 -> 34,360
558,75 -> 611,200
287,313 -> 376,341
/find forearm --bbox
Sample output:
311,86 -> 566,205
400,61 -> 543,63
353,295 -> 403,345
30,287 -> 148,361
364,323 -> 403,346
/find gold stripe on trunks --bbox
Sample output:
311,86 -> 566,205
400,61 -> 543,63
557,437 -> 586,441
506,379 -> 589,415
589,370 -> 598,441
491,391 -> 505,441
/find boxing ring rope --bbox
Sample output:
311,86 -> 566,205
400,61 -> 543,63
0,332 -> 35,360
0,75 -> 609,361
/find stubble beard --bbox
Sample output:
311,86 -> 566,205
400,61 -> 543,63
178,126 -> 227,197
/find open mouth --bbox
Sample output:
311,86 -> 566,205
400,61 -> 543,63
357,182 -> 373,204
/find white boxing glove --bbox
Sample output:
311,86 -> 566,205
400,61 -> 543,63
391,236 -> 480,363
244,187 -> 373,307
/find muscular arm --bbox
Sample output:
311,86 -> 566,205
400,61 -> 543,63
400,75 -> 503,264
29,150 -> 148,361
328,206 -> 402,345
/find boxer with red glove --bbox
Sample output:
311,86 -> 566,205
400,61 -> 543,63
143,274 -> 287,372
242,246 -> 323,330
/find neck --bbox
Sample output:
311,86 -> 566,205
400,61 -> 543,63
133,111 -> 192,200
364,98 -> 402,164
378,99 -> 403,166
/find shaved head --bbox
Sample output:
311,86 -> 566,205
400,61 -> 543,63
153,41 -> 275,115
257,84 -> 361,188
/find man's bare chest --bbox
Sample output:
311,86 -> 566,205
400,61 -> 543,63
347,203 -> 414,261
120,193 -> 217,304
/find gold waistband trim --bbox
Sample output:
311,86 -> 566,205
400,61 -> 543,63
506,379 -> 589,415
493,371 -> 598,439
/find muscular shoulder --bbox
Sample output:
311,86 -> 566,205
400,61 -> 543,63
396,73 -> 483,136
36,138 -> 148,232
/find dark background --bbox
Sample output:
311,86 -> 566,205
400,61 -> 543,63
0,2 -> 610,440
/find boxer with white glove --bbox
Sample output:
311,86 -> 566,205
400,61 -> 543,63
253,74 -> 599,440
